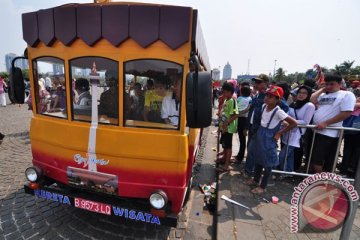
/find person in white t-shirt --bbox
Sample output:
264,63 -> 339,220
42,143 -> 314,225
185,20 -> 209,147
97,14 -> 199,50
310,73 -> 356,173
161,76 -> 181,127
279,85 -> 315,172
44,74 -> 53,92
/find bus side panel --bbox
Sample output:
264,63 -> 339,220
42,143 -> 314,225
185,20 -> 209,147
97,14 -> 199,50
186,128 -> 200,182
30,117 -> 189,213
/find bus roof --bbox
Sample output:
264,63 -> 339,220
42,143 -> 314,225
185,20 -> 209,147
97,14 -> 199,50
22,2 -> 210,70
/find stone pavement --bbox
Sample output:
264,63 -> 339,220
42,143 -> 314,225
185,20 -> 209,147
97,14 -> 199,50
214,124 -> 360,240
0,100 -> 213,240
183,127 -> 216,240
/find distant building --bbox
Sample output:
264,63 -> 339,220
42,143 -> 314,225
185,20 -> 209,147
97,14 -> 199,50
5,53 -> 28,73
222,62 -> 232,80
82,69 -> 91,77
53,64 -> 64,75
237,74 -> 257,83
212,68 -> 220,80
19,58 -> 29,70
5,53 -> 17,73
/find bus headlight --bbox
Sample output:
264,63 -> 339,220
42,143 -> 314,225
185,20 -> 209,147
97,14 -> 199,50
25,167 -> 40,182
149,191 -> 167,209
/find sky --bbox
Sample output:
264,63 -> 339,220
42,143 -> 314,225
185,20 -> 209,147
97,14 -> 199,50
1,0 -> 360,78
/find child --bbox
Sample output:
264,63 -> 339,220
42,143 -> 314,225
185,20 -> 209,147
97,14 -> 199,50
236,86 -> 252,162
246,85 -> 297,193
217,82 -> 239,173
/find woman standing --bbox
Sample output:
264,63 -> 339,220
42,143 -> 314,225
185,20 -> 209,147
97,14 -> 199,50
279,85 -> 315,172
0,76 -> 8,107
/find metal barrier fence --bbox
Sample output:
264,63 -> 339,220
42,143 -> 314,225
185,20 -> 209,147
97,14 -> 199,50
271,124 -> 360,181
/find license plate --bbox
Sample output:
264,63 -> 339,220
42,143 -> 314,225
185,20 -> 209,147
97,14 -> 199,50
74,197 -> 111,215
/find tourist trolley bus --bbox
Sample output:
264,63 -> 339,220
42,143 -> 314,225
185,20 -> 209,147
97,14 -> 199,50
11,1 -> 212,226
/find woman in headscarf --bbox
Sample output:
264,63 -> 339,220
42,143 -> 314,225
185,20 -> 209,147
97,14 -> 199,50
278,85 -> 315,173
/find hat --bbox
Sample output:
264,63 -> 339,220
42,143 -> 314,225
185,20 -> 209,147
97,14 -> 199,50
266,85 -> 284,98
252,74 -> 269,82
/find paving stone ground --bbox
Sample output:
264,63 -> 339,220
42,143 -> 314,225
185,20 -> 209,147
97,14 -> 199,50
0,99 -> 213,240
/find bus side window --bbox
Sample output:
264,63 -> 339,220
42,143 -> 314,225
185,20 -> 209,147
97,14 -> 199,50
32,57 -> 67,119
69,57 -> 119,125
124,59 -> 183,129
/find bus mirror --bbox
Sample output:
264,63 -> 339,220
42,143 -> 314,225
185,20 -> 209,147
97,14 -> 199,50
186,71 -> 212,128
9,67 -> 25,104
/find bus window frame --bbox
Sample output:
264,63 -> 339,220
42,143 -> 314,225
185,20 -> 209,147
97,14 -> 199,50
32,56 -> 68,120
123,58 -> 184,131
68,56 -> 120,126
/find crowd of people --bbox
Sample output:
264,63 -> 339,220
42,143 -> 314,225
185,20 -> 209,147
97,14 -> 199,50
25,74 -> 67,115
216,72 -> 360,194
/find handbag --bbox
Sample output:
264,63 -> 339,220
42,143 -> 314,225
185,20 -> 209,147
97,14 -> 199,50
293,109 -> 308,148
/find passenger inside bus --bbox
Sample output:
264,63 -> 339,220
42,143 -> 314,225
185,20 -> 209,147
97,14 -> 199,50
129,82 -> 145,120
144,78 -> 167,123
37,78 -> 50,114
161,75 -> 181,126
49,75 -> 66,113
99,70 -> 119,118
73,78 -> 92,114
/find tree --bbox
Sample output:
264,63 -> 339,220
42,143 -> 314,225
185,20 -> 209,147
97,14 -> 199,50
22,69 -> 29,79
321,66 -> 330,74
350,66 -> 360,75
0,72 -> 9,80
340,60 -> 355,75
275,68 -> 286,82
334,61 -> 355,76
284,73 -> 298,84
